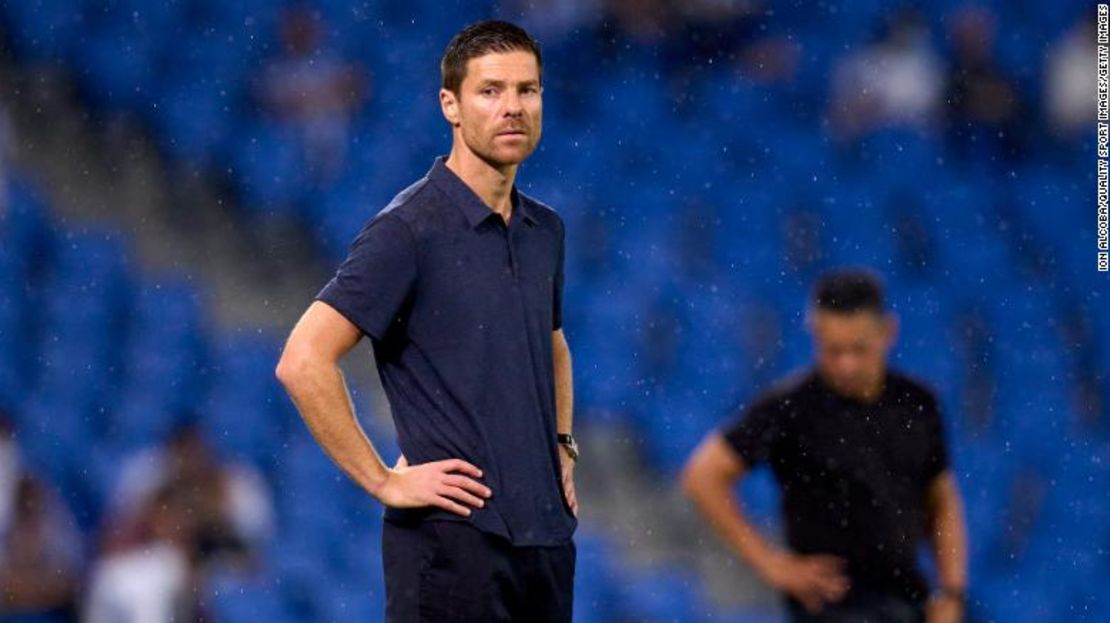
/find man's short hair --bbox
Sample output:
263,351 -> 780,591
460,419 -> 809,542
811,268 -> 886,314
441,20 -> 542,94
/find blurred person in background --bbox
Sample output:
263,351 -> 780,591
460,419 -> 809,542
0,416 -> 82,622
944,6 -> 1026,159
1044,14 -> 1094,141
99,416 -> 273,558
84,481 -> 198,623
276,20 -> 578,622
682,270 -> 968,623
829,9 -> 945,139
256,4 -> 368,183
87,416 -> 273,622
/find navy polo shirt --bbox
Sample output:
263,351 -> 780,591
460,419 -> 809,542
315,156 -> 577,546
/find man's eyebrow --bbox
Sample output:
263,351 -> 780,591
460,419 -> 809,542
475,78 -> 541,88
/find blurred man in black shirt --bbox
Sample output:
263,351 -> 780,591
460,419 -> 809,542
682,269 -> 967,623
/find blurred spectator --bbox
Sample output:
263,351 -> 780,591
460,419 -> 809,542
944,6 -> 1026,158
256,5 -> 368,183
1044,16 -> 1094,139
0,418 -> 83,622
829,9 -> 944,139
101,420 -> 273,558
84,482 -> 196,623
87,419 -> 274,623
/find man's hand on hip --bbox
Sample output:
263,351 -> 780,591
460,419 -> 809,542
559,445 -> 578,517
372,456 -> 492,517
760,551 -> 850,614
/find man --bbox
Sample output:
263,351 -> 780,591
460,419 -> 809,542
275,20 -> 578,622
681,270 -> 967,623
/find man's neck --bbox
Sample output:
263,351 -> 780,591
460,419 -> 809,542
818,367 -> 887,405
445,146 -> 517,221
855,374 -> 886,404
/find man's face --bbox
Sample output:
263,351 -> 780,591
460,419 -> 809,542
441,50 -> 542,166
808,309 -> 896,398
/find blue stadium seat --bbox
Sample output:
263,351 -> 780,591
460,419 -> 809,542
229,121 -> 310,218
204,569 -> 294,623
199,332 -> 290,470
0,0 -> 83,62
78,24 -> 159,113
617,568 -> 715,623
0,246 -> 28,407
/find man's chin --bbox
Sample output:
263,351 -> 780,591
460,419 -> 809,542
481,146 -> 534,168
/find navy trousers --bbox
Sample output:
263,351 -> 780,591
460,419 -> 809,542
382,519 -> 575,622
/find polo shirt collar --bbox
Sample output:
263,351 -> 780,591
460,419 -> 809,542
428,156 -> 535,228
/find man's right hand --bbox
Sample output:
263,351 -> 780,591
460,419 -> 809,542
373,458 -> 492,517
761,551 -> 851,614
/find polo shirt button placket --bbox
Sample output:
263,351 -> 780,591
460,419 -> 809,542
506,222 -> 520,280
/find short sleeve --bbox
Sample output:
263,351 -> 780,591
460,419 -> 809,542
719,399 -> 780,468
922,394 -> 951,481
552,219 -> 565,331
315,213 -> 417,340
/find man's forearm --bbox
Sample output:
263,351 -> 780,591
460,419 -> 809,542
278,356 -> 390,496
929,473 -> 969,591
553,336 -> 574,435
685,473 -> 781,578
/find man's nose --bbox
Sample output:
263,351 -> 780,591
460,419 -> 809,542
503,91 -> 524,116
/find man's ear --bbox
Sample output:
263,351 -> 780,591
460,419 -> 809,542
882,311 -> 899,347
440,88 -> 461,127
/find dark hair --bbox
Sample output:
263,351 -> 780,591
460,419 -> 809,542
441,20 -> 542,94
811,268 -> 886,314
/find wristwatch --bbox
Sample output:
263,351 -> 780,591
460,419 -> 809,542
557,433 -> 579,462
934,586 -> 967,605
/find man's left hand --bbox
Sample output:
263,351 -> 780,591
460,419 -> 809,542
559,445 -> 578,517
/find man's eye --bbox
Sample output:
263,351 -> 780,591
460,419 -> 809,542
482,88 -> 497,96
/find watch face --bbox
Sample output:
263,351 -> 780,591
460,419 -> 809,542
559,438 -> 578,460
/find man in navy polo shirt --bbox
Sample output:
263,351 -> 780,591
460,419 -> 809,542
275,20 -> 578,622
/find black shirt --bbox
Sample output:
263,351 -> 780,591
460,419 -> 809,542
721,367 -> 950,603
315,156 -> 576,546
